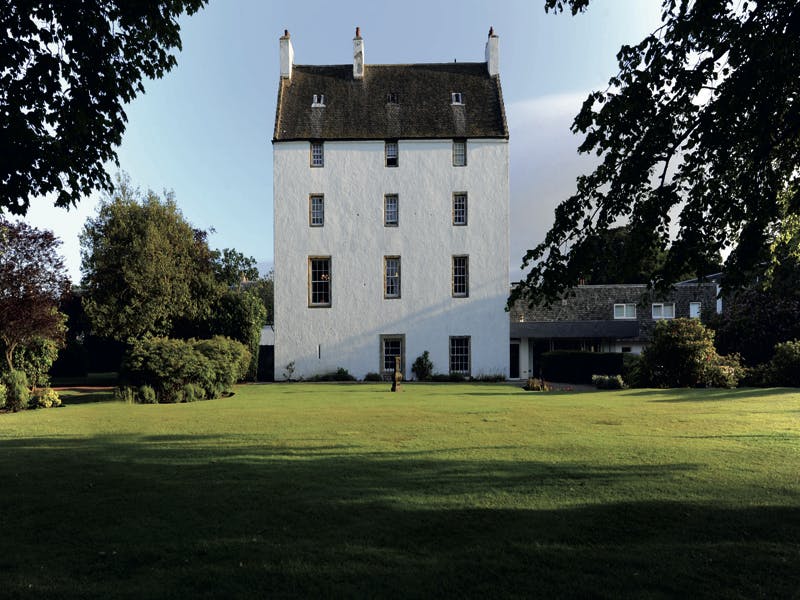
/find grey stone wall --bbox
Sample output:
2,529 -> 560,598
509,284 -> 718,340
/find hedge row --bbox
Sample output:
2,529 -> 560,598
540,351 -> 624,384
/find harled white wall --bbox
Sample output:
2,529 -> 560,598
273,138 -> 509,380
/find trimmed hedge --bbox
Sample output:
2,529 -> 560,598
121,336 -> 250,403
540,351 -> 624,384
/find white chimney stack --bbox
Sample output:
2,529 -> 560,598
280,29 -> 294,80
485,27 -> 499,76
353,27 -> 364,80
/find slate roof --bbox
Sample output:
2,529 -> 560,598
510,320 -> 640,340
273,63 -> 508,141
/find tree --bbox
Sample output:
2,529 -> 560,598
247,271 -> 274,325
0,0 -> 206,215
511,0 -> 800,307
80,173 -> 217,342
207,290 -> 267,380
0,217 -> 69,371
212,248 -> 260,288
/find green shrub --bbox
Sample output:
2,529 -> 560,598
621,353 -> 644,387
430,373 -> 466,382
12,338 -> 61,388
3,370 -> 30,412
540,351 -> 624,384
32,387 -> 61,408
702,353 -> 744,389
0,382 -> 6,409
123,336 -> 249,402
309,367 -> 356,382
769,340 -> 800,387
363,372 -> 382,382
115,386 -> 137,404
641,318 -> 741,388
138,385 -> 157,404
193,336 -> 251,395
741,363 -> 771,387
411,351 -> 433,381
592,374 -> 626,390
182,383 -> 205,402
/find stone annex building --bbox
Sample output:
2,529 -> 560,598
272,28 -> 510,380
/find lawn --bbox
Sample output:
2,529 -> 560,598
1,384 -> 799,598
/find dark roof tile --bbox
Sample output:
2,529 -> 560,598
273,63 -> 508,141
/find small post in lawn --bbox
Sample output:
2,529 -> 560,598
391,355 -> 402,392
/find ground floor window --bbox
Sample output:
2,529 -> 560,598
381,334 -> 405,378
449,336 -> 471,376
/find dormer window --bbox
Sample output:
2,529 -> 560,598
387,92 -> 399,104
312,94 -> 326,107
451,92 -> 463,105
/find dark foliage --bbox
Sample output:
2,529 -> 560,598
0,0 -> 206,214
540,351 -> 624,384
710,288 -> 800,366
0,217 -> 69,372
512,0 -> 800,307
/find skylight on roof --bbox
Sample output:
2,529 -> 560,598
387,92 -> 398,104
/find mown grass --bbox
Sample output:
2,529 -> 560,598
1,384 -> 799,598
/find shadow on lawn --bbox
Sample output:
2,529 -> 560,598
627,387 -> 800,402
0,435 -> 798,599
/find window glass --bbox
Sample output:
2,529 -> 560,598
311,142 -> 324,167
453,193 -> 467,225
449,336 -> 470,375
452,256 -> 469,297
385,141 -> 398,167
309,257 -> 331,306
309,195 -> 324,226
453,140 -> 466,166
384,195 -> 398,226
385,257 -> 400,298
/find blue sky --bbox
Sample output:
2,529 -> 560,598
23,0 -> 663,283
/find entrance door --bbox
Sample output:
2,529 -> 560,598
509,342 -> 520,379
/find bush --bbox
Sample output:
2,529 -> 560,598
3,370 -> 30,412
622,353 -> 645,388
769,339 -> 800,387
138,385 -> 157,404
641,318 -> 742,388
32,387 -> 61,408
363,372 -> 382,382
115,386 -> 137,404
182,383 -> 205,402
309,367 -> 356,382
123,336 -> 250,402
741,363 -> 771,387
524,377 -> 551,391
540,351 -> 624,384
12,338 -> 61,388
592,374 -> 626,390
0,382 -> 6,409
702,353 -> 744,389
411,351 -> 433,381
